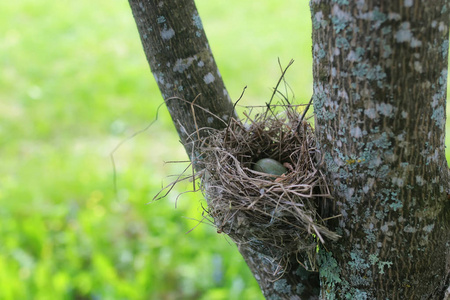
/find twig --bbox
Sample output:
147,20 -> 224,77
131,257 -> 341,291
300,97 -> 313,122
110,102 -> 165,200
224,86 -> 247,145
264,59 -> 295,119
190,93 -> 202,141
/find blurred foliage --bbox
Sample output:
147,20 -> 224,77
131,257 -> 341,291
0,0 -> 448,299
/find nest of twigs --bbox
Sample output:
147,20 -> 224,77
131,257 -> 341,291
197,104 -> 339,265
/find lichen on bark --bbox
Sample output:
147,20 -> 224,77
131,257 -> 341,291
311,0 -> 450,298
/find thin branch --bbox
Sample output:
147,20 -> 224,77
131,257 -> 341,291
264,59 -> 295,119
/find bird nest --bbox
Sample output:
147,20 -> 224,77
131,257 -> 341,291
197,104 -> 339,264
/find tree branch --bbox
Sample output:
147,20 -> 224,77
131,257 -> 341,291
128,0 -> 236,158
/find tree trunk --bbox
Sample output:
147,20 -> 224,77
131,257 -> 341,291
128,0 -> 450,299
311,0 -> 450,298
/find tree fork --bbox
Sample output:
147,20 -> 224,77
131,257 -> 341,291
128,1 -> 320,298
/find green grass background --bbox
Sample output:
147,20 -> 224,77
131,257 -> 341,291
0,1 -> 448,299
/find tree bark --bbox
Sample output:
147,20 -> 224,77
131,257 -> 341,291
128,1 -> 318,299
128,0 -> 450,299
311,0 -> 450,298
